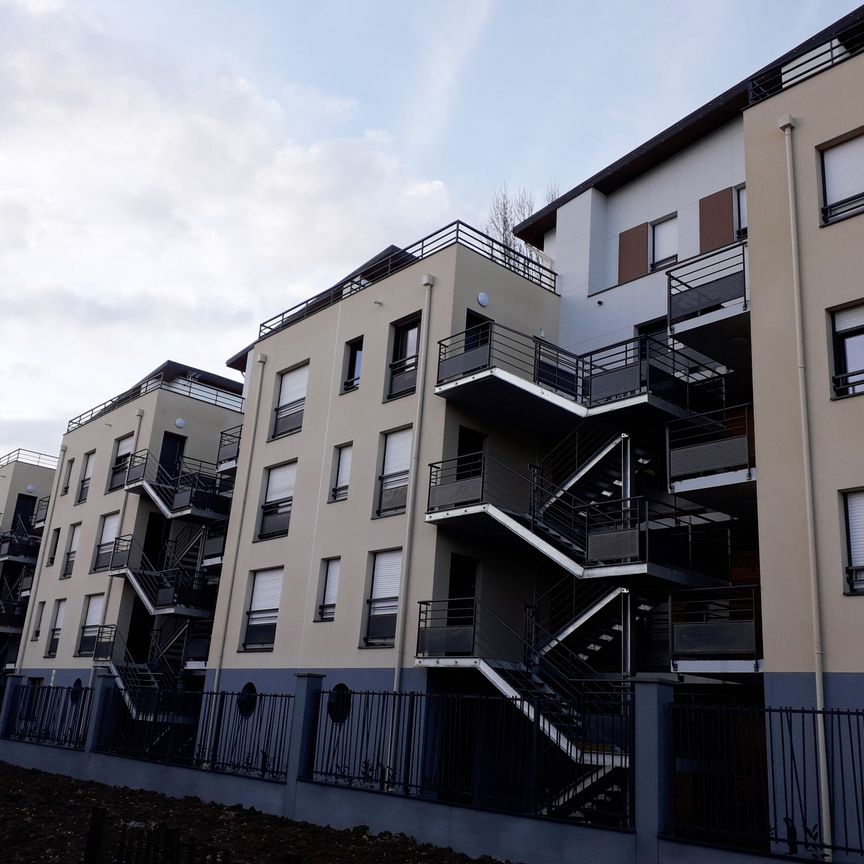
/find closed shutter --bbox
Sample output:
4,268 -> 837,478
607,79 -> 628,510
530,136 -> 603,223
699,188 -> 734,253
336,445 -> 352,488
68,524 -> 81,553
323,559 -> 341,606
251,568 -> 283,611
266,463 -> 296,502
54,599 -> 66,629
848,492 -> 864,566
115,435 -> 134,459
84,595 -> 104,627
835,305 -> 864,333
618,223 -> 649,283
824,136 -> 864,206
383,429 -> 412,476
99,513 -> 120,544
82,453 -> 94,480
653,217 -> 677,264
371,550 -> 401,600
279,365 -> 309,407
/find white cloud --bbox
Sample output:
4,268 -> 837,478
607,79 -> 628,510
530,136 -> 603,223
0,2 -> 454,456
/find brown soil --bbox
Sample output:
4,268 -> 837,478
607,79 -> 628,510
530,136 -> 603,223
0,761 -> 512,864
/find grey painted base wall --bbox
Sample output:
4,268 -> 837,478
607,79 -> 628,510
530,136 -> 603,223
764,672 -> 864,710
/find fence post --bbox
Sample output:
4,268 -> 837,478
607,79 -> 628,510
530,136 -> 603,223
83,672 -> 115,753
283,673 -> 325,820
634,678 -> 675,864
0,674 -> 23,735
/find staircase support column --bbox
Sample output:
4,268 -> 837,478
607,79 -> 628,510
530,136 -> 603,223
633,678 -> 674,864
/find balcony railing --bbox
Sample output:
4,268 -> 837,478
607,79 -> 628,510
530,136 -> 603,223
258,221 -> 557,339
67,373 -> 243,433
365,596 -> 398,645
31,496 -> 50,528
667,404 -> 755,485
0,449 -> 58,469
0,599 -> 27,630
437,323 -> 725,411
376,470 -> 409,516
92,541 -> 114,572
669,585 -> 762,664
258,498 -> 292,539
273,399 -> 304,437
0,534 -> 40,561
832,367 -> 864,398
243,609 -> 278,649
217,424 -> 242,465
202,523 -> 227,561
668,242 -> 747,329
184,620 -> 213,662
387,355 -> 418,398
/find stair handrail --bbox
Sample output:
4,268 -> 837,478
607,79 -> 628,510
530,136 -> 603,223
148,619 -> 190,689
163,524 -> 205,570
125,449 -> 181,512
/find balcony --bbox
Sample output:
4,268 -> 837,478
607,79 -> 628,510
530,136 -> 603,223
667,404 -> 755,495
183,620 -> 213,667
0,599 -> 26,632
668,243 -> 747,330
31,496 -> 49,530
376,470 -> 409,516
201,524 -> 227,565
0,534 -> 39,564
217,424 -> 242,470
669,585 -> 762,673
435,323 -> 725,426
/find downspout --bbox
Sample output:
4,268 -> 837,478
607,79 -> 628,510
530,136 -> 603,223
16,444 -> 67,674
779,115 -> 832,855
211,351 -> 267,695
392,273 -> 436,693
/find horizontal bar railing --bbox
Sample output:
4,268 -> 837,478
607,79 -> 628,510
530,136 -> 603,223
259,221 -> 557,339
0,448 -> 58,470
31,495 -> 50,527
1,683 -> 93,748
217,424 -> 242,464
0,534 -> 40,560
376,470 -> 409,515
832,367 -> 864,398
0,598 -> 27,629
668,242 -> 747,327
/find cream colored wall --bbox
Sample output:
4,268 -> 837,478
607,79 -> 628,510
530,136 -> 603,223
213,242 -> 561,674
744,53 -> 864,675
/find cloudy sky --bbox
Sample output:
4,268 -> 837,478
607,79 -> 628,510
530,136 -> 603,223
0,0 -> 859,456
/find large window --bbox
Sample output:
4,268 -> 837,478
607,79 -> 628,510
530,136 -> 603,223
845,491 -> 864,593
273,365 -> 309,437
77,452 -> 94,503
318,558 -> 341,622
78,594 -> 104,655
47,599 -> 65,657
365,549 -> 401,645
376,428 -> 412,516
832,304 -> 864,397
822,135 -> 864,223
243,568 -> 283,649
388,316 -> 420,398
108,434 -> 134,490
651,216 -> 678,269
62,524 -> 80,578
93,512 -> 119,571
259,463 -> 296,539
331,444 -> 352,502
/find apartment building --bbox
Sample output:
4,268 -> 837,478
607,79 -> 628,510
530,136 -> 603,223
1,9 -> 863,864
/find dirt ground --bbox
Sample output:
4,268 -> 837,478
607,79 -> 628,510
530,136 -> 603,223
0,761 -> 512,863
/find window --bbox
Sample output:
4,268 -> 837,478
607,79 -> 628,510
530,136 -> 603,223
47,599 -> 65,657
273,365 -> 309,437
46,527 -> 60,567
60,458 -> 74,496
388,316 -> 420,398
62,524 -> 80,577
318,558 -> 341,621
651,216 -> 678,269
31,601 -> 45,641
331,444 -> 352,502
93,513 -> 119,571
832,304 -> 864,397
376,428 -> 412,516
259,463 -> 295,539
343,338 -> 363,392
78,594 -> 104,655
108,434 -> 134,490
845,491 -> 864,593
736,187 -> 748,240
822,135 -> 864,223
243,568 -> 282,649
77,452 -> 94,503
365,550 -> 401,645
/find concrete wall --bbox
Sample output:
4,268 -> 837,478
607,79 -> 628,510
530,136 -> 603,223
0,458 -> 55,533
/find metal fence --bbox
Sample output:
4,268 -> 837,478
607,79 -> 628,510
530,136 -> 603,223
94,687 -> 295,782
669,702 -> 864,859
309,687 -> 633,828
1,683 -> 93,748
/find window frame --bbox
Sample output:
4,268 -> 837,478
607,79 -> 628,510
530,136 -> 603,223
317,558 -> 341,622
77,451 -> 95,504
376,428 -> 412,517
650,215 -> 678,270
387,314 -> 421,399
62,523 -> 81,578
331,443 -> 352,503
844,490 -> 864,594
242,568 -> 283,651
364,549 -> 401,647
272,364 -> 309,439
107,433 -> 135,491
258,462 -> 296,540
60,458 -> 74,496
342,337 -> 364,393
831,304 -> 864,399
92,512 -> 120,572
736,186 -> 748,240
821,133 -> 864,225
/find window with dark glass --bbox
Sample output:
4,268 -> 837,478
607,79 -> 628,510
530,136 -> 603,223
62,524 -> 80,577
46,528 -> 60,567
376,429 -> 411,516
845,491 -> 864,593
365,550 -> 400,645
77,452 -> 94,503
318,558 -> 340,621
343,338 -> 363,392
331,444 -> 352,502
92,512 -> 119,571
388,316 -> 420,398
108,434 -> 134,490
822,135 -> 864,223
258,463 -> 295,539
833,304 -> 864,397
61,458 -> 74,495
273,365 -> 309,437
736,186 -> 748,240
46,599 -> 65,657
243,568 -> 282,649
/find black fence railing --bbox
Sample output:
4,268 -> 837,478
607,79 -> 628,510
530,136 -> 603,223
309,687 -> 632,828
668,242 -> 747,328
258,221 -> 557,339
94,687 -> 294,782
669,702 -> 864,860
2,683 -> 93,748
217,424 -> 242,465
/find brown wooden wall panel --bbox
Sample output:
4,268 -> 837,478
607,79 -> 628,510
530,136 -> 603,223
618,222 -> 649,284
699,187 -> 734,253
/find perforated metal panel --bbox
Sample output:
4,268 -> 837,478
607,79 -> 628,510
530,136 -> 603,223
670,436 -> 749,479
429,477 -> 483,510
438,345 -> 491,381
588,364 -> 641,402
587,528 -> 640,563
673,620 -> 756,655
671,271 -> 746,318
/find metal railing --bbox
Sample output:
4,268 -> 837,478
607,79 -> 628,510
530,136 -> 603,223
437,323 -> 726,411
67,373 -> 243,432
310,687 -> 632,827
258,221 -> 557,339
748,17 -> 864,105
1,683 -> 93,748
0,598 -> 27,629
0,534 -> 40,561
832,367 -> 864,399
669,702 -> 864,859
258,498 -> 292,539
184,620 -> 213,663
217,424 -> 242,465
31,495 -> 50,527
365,596 -> 398,645
0,448 -> 58,469
667,404 -> 755,485
273,398 -> 305,437
243,608 -> 278,649
387,354 -> 418,398
668,242 -> 747,328
376,470 -> 409,516
669,585 -> 762,664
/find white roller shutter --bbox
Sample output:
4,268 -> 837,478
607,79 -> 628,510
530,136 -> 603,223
54,599 -> 66,629
336,445 -> 352,488
835,305 -> 864,334
824,136 -> 864,207
68,524 -> 81,553
653,217 -> 677,263
371,550 -> 401,600
383,429 -> 412,476
266,463 -> 296,502
84,594 -> 104,627
279,365 -> 309,407
251,568 -> 283,612
115,435 -> 134,459
323,559 -> 341,607
848,492 -> 864,566
99,513 -> 120,544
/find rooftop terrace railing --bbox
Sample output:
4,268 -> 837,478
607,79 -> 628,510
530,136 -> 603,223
0,449 -> 58,470
258,220 -> 558,339
67,374 -> 244,433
